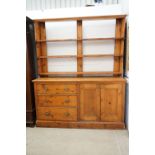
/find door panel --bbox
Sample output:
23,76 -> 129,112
80,84 -> 100,121
101,84 -> 124,122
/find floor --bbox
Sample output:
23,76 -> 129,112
26,127 -> 129,155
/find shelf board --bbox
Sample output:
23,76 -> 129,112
36,37 -> 124,43
38,55 -> 77,59
84,54 -> 114,58
37,54 -> 123,59
39,72 -> 121,76
36,39 -> 76,42
83,37 -> 124,41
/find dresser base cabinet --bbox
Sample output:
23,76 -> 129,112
33,78 -> 126,129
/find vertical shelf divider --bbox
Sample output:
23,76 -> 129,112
114,18 -> 126,76
119,18 -> 126,74
34,22 -> 42,74
77,20 -> 83,76
40,22 -> 48,73
34,22 -> 48,75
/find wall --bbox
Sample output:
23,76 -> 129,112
26,0 -> 119,11
26,4 -> 124,19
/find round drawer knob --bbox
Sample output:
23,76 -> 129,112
64,99 -> 70,103
64,88 -> 69,91
45,112 -> 53,117
64,112 -> 70,117
46,100 -> 52,103
45,112 -> 50,116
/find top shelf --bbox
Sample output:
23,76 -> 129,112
33,14 -> 127,22
36,37 -> 124,43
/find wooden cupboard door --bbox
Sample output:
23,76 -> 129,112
80,84 -> 100,121
101,84 -> 124,122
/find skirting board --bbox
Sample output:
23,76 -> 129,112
36,120 -> 125,129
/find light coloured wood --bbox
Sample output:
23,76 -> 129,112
35,37 -> 124,42
114,18 -> 126,74
38,55 -> 77,59
37,95 -> 77,107
39,72 -> 121,76
120,18 -> 126,74
33,77 -> 126,82
37,107 -> 77,121
37,54 -> 123,59
36,39 -> 76,42
83,54 -> 121,58
36,120 -> 125,129
77,20 -> 83,74
80,84 -> 100,121
34,22 -> 42,73
32,15 -> 127,129
40,22 -> 48,72
101,84 -> 124,122
34,22 -> 48,73
33,14 -> 127,22
33,78 -> 126,129
114,19 -> 121,74
36,83 -> 77,94
83,37 -> 124,41
34,16 -> 126,77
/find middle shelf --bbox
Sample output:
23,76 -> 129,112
37,54 -> 123,59
36,37 -> 124,43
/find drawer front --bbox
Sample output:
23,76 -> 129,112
36,84 -> 77,94
37,107 -> 77,121
37,95 -> 77,107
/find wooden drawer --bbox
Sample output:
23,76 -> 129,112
36,84 -> 77,94
37,107 -> 77,121
37,95 -> 77,107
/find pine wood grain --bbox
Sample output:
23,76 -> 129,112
37,107 -> 77,121
80,84 -> 100,121
114,18 -> 126,75
40,22 -> 48,73
34,22 -> 42,73
34,16 -> 126,77
35,37 -> 124,42
36,120 -> 125,129
77,20 -> 83,74
101,84 -> 124,121
38,72 -> 121,76
37,54 -> 123,59
37,95 -> 77,107
33,77 -> 126,82
33,78 -> 126,129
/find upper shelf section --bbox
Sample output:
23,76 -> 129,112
33,14 -> 126,76
33,15 -> 127,22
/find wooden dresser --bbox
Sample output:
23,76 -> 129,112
33,78 -> 125,129
32,14 -> 126,129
